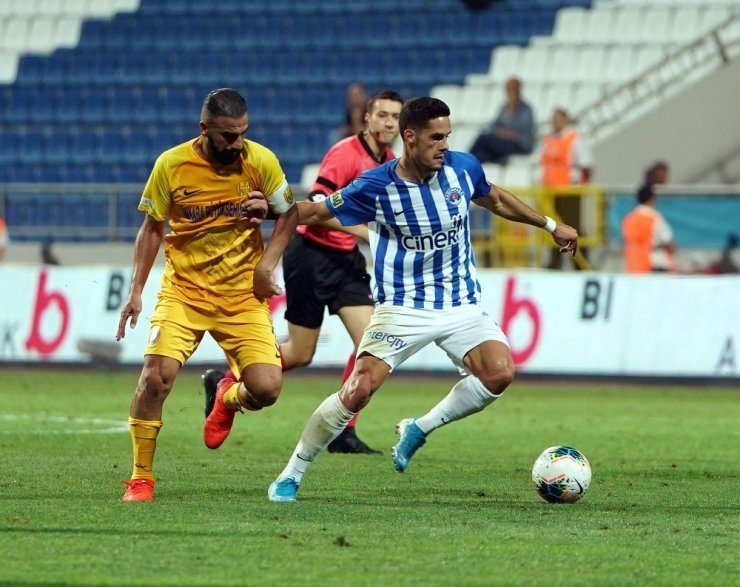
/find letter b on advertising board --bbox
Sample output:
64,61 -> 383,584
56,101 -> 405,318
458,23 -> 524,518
501,277 -> 540,365
24,270 -> 70,357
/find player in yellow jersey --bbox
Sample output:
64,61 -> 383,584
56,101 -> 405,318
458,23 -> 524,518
116,88 -> 298,502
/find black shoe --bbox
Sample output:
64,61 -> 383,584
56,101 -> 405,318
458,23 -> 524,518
327,427 -> 382,455
202,369 -> 225,418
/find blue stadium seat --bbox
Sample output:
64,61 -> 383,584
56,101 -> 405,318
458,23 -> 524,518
0,130 -> 19,165
0,0 -> 585,196
45,132 -> 73,165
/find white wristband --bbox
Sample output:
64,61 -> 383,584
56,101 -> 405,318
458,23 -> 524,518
543,216 -> 557,233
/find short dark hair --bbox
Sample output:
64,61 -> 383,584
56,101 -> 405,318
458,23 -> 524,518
636,184 -> 655,204
644,160 -> 669,184
367,89 -> 404,114
399,97 -> 450,133
202,88 -> 247,121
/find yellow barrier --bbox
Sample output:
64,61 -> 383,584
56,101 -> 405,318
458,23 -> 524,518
472,185 -> 606,270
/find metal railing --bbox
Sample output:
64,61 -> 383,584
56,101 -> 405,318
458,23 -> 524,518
471,185 -> 606,270
573,12 -> 740,143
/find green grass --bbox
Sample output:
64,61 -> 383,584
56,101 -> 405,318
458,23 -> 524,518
1,368 -> 738,586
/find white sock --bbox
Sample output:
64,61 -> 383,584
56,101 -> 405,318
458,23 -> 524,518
415,376 -> 500,435
277,392 -> 354,484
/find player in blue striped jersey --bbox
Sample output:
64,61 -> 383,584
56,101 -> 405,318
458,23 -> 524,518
269,97 -> 578,502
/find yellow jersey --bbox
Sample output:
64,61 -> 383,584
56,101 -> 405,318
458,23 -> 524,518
139,138 -> 294,297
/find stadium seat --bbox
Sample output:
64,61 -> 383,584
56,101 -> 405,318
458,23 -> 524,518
2,17 -> 31,52
603,47 -> 637,84
458,85 -> 498,126
518,45 -> 551,82
667,7 -> 704,44
299,163 -> 320,192
552,7 -> 587,42
635,7 -> 672,44
0,0 -> 598,225
487,45 -> 524,83
505,156 -> 538,187
450,123 -> 480,153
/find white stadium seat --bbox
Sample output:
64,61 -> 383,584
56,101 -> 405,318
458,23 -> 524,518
488,45 -> 524,83
459,85 -> 498,125
299,163 -> 321,192
553,7 -> 587,43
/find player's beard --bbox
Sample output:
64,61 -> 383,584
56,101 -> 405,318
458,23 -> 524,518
208,141 -> 242,165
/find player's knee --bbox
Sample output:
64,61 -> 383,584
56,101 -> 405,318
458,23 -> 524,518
340,368 -> 377,411
478,363 -> 515,395
244,373 -> 282,408
137,369 -> 174,402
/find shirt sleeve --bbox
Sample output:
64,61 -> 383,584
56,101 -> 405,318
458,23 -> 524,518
456,152 -> 492,199
573,133 -> 594,171
325,176 -> 377,226
518,103 -> 535,152
654,214 -> 673,246
139,153 -> 171,221
310,144 -> 354,197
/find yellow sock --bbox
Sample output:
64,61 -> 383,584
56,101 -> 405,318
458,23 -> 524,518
223,382 -> 262,412
129,417 -> 162,480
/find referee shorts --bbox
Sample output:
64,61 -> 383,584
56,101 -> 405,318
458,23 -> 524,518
283,234 -> 373,329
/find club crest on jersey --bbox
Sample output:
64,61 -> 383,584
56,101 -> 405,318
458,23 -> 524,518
237,181 -> 252,197
283,185 -> 294,205
329,191 -> 344,207
444,187 -> 464,205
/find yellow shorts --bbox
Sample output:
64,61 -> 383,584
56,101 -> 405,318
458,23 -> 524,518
145,283 -> 281,376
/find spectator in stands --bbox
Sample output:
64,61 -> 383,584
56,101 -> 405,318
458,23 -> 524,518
339,83 -> 369,141
116,88 -> 298,502
41,239 -> 61,265
540,108 -> 593,187
641,160 -> 670,189
0,214 -> 8,261
622,184 -> 676,273
469,77 -> 535,164
707,233 -> 739,274
540,107 -> 593,269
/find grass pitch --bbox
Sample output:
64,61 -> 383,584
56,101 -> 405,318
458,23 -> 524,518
1,368 -> 738,586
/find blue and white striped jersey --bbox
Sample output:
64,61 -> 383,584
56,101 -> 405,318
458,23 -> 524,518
326,150 -> 492,309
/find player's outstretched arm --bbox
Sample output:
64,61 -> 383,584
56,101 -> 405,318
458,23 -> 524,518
297,200 -> 336,226
319,217 -> 369,241
116,214 -> 165,340
254,204 -> 299,299
476,185 -> 579,256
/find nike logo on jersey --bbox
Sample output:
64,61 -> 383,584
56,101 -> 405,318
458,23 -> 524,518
183,188 -> 203,196
394,207 -> 413,216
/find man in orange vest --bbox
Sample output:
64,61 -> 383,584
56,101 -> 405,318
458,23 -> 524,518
540,108 -> 592,268
0,215 -> 9,261
540,108 -> 592,187
622,184 -> 676,273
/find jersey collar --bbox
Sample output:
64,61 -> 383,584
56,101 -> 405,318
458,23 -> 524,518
358,132 -> 389,164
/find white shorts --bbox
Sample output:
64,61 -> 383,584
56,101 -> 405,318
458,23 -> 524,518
358,304 -> 509,375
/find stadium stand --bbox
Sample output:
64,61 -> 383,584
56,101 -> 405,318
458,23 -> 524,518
1,0 -> 738,267
0,0 -> 588,188
0,0 -> 593,242
441,0 -> 739,184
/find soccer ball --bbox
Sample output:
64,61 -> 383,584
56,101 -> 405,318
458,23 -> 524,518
532,445 -> 591,503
